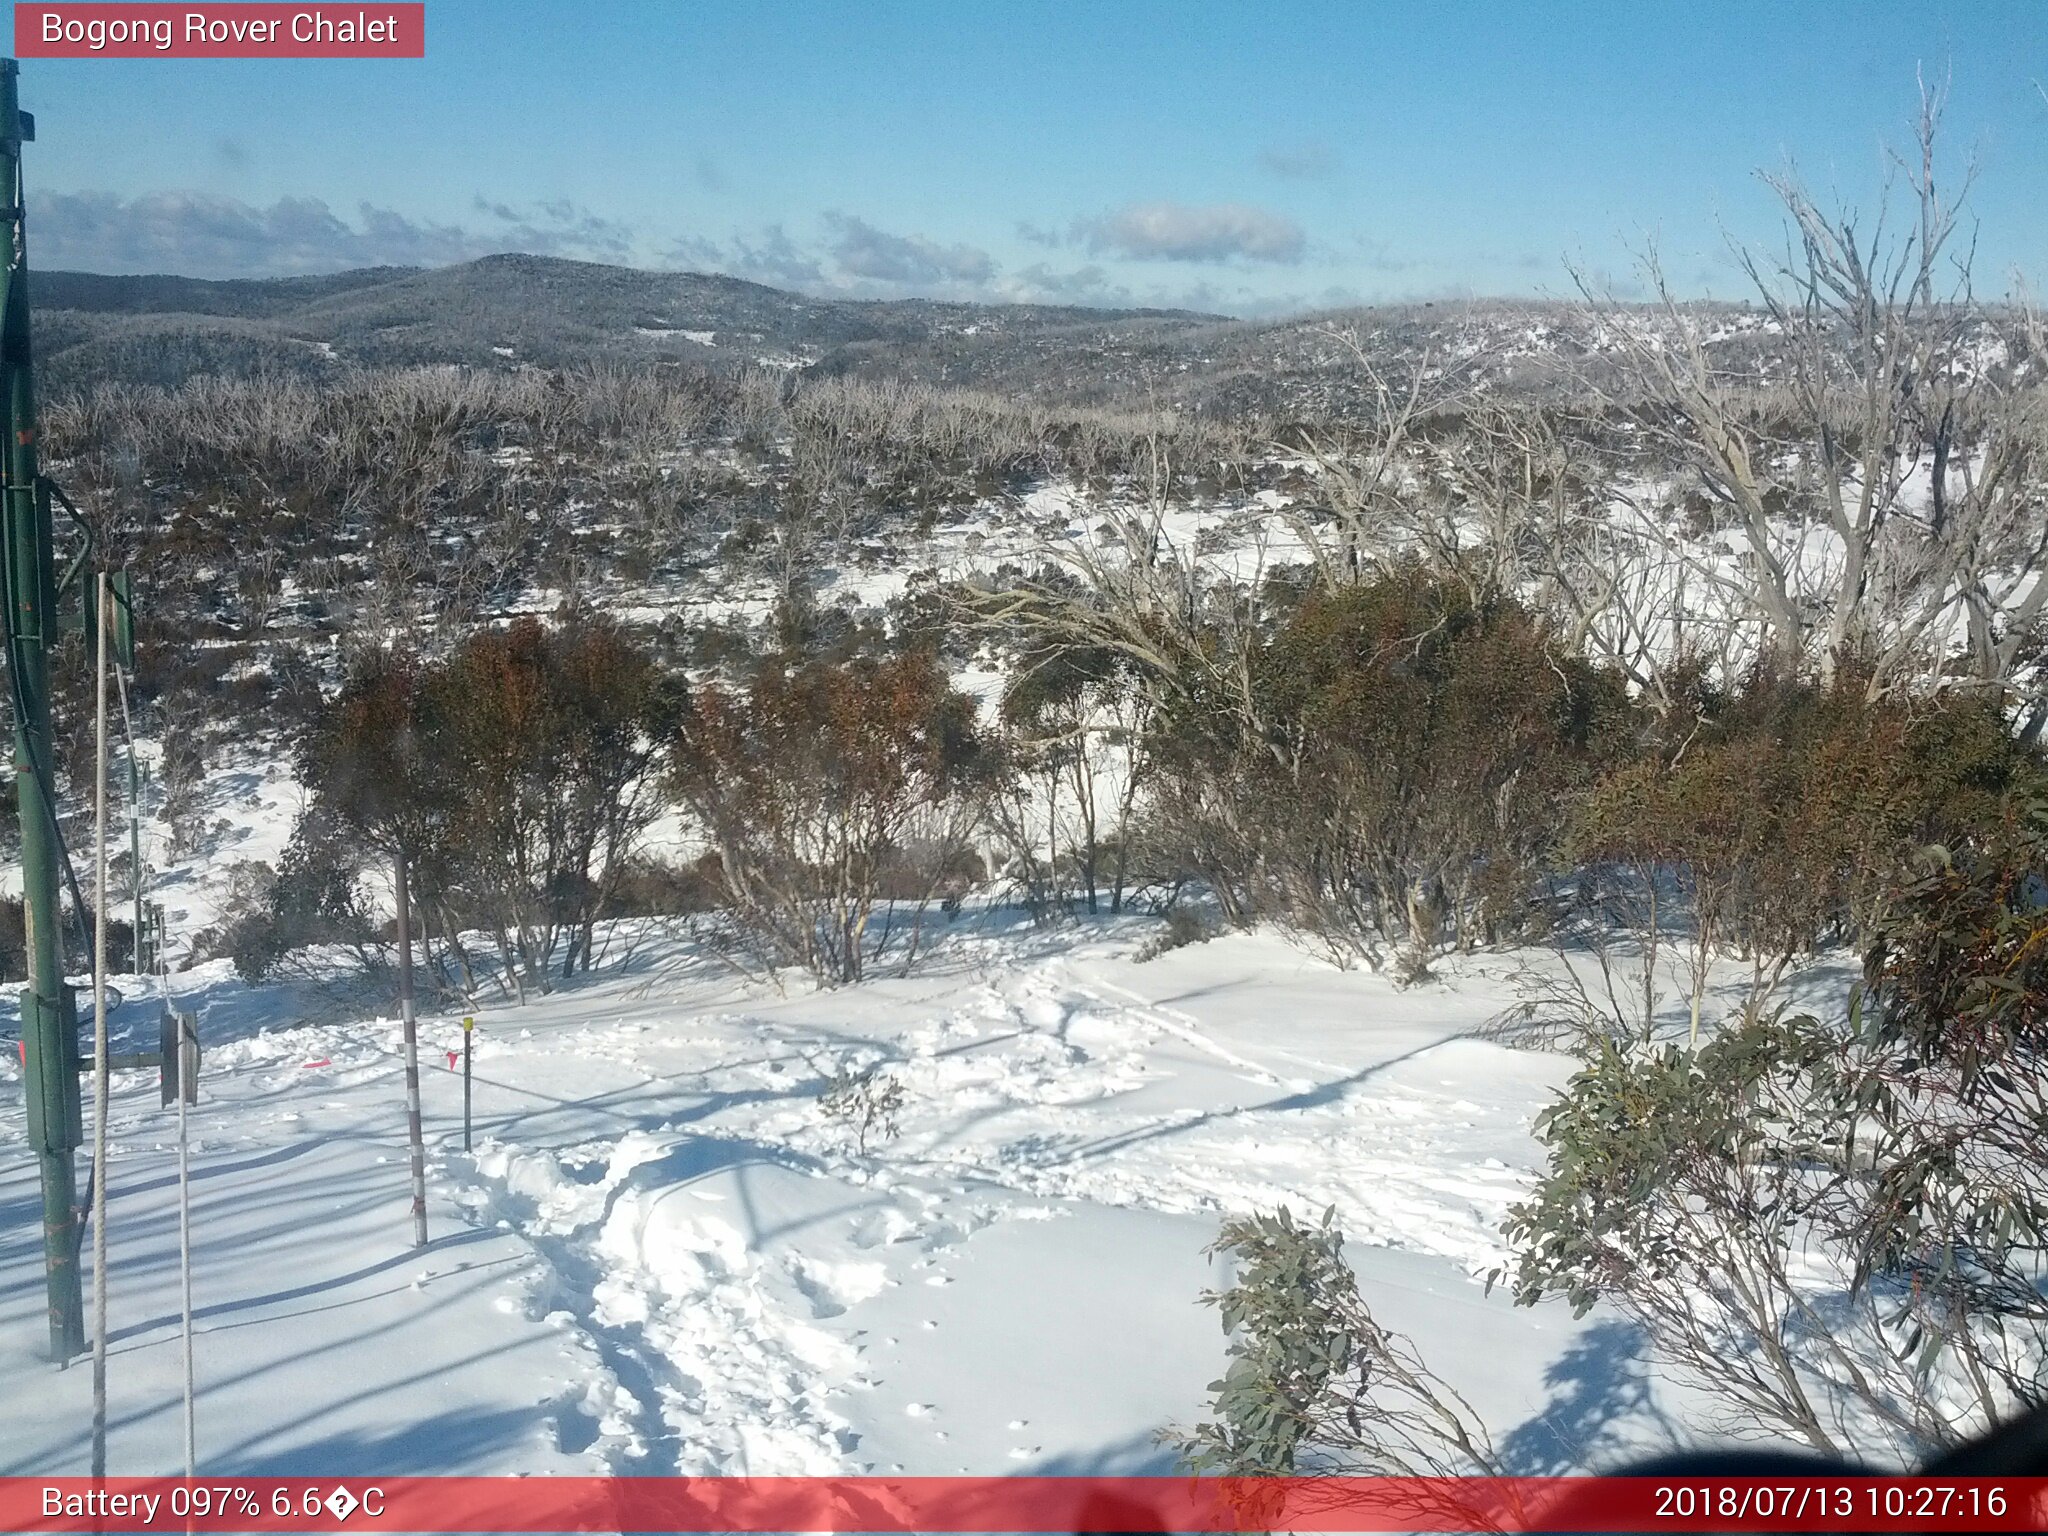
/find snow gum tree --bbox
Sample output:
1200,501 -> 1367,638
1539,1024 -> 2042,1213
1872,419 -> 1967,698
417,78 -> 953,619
1147,565 -> 1628,971
669,650 -> 993,984
282,617 -> 675,999
995,642 -> 1152,919
1570,81 -> 2048,712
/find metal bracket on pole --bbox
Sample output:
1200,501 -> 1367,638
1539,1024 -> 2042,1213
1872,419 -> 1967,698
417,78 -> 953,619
59,513 -> 132,675
52,488 -> 90,601
72,1011 -> 195,1105
20,983 -> 82,1150
159,1010 -> 199,1108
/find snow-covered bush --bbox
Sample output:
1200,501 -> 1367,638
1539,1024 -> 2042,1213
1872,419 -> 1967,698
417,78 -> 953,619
289,617 -> 676,998
1147,568 -> 1629,970
1135,905 -> 1220,962
432,616 -> 678,982
1832,797 -> 2048,1426
1561,677 -> 2039,1045
1498,1012 -> 1937,1459
818,1062 -> 905,1156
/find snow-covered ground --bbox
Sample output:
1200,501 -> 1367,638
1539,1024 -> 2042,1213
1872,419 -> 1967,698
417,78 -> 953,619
0,915 -> 1709,1478
3,442 -> 1908,1481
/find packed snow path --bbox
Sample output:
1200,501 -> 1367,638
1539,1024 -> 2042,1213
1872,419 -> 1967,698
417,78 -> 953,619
2,919 -> 1687,1476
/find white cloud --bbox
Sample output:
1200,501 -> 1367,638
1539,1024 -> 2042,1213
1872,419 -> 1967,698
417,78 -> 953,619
1076,201 -> 1306,264
823,213 -> 994,286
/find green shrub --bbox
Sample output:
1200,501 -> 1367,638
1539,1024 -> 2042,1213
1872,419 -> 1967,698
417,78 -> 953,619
1181,1206 -> 1500,1478
1147,566 -> 1632,968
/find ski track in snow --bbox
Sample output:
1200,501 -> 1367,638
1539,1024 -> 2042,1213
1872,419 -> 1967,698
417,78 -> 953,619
3,920 -> 1690,1476
422,933 -> 1558,1472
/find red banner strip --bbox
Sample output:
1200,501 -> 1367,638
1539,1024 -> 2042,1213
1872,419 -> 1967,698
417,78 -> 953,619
15,5 -> 424,58
4,1476 -> 2047,1533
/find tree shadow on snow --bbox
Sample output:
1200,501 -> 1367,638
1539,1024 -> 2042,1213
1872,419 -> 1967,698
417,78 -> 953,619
1498,1318 -> 1684,1473
209,1402 -> 562,1476
1022,1428 -> 1182,1475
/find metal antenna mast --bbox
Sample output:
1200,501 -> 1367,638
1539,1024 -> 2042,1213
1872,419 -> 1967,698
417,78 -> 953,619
0,56 -> 87,1364
2,59 -> 126,1367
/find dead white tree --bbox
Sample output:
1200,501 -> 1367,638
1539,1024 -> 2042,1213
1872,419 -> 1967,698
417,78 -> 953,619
1277,324 -> 1481,593
1569,76 -> 2046,704
961,427 -> 1264,733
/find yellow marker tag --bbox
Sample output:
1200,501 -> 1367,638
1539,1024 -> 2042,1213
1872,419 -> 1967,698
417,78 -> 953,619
463,1016 -> 474,1032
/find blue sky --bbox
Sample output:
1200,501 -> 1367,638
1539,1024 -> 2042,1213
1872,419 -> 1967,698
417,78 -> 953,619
11,1 -> 2047,315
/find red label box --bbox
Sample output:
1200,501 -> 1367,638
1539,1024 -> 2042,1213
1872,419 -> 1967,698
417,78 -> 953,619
15,4 -> 424,58
5,1476 -> 2048,1534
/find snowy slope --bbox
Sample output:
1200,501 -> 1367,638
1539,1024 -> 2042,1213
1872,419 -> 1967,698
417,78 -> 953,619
1,917 -> 1707,1478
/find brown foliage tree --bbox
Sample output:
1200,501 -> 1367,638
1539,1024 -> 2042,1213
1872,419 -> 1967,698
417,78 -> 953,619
670,650 -> 992,983
1569,677 -> 2043,1040
292,618 -> 675,999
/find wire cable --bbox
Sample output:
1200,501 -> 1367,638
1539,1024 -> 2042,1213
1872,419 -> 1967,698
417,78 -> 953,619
116,650 -> 195,1474
0,475 -> 107,962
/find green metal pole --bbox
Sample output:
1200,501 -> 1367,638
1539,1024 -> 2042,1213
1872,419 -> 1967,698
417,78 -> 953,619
0,57 -> 85,1363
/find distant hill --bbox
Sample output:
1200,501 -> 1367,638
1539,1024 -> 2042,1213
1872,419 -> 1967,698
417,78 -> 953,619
28,251 -> 1835,420
32,266 -> 419,318
29,252 -> 1224,394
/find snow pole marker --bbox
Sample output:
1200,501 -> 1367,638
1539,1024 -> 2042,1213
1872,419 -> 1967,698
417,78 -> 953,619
112,629 -> 145,976
117,617 -> 190,1473
176,1012 -> 194,1479
462,1017 -> 474,1152
149,904 -> 198,1480
89,573 -> 110,1479
394,849 -> 428,1249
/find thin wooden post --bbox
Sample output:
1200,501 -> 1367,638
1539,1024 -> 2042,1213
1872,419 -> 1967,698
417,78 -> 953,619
177,1010 -> 194,1476
395,847 -> 428,1248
